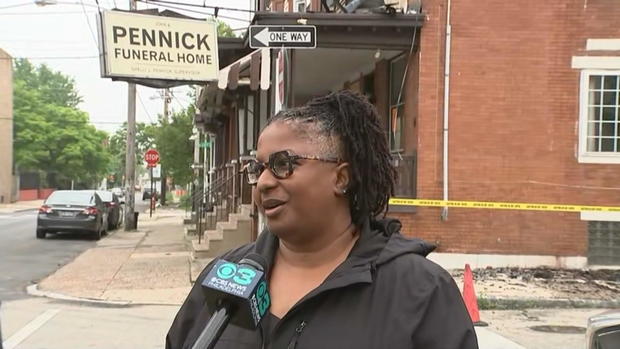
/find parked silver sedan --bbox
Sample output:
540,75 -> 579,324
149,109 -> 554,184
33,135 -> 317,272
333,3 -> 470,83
586,310 -> 620,349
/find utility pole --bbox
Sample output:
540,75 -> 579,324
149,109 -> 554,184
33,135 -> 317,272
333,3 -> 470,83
124,0 -> 138,231
160,88 -> 171,206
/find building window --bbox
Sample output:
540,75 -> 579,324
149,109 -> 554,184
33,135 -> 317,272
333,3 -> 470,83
389,54 -> 407,152
579,70 -> 620,163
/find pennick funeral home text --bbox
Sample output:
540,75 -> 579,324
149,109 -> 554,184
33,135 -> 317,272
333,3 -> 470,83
98,10 -> 219,82
112,26 -> 213,65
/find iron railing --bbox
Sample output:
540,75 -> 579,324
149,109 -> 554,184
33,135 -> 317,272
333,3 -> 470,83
189,159 -> 255,244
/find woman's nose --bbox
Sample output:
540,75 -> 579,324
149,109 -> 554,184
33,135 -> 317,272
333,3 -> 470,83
255,167 -> 278,192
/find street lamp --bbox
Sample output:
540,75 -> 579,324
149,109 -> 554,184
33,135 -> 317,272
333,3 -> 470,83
34,0 -> 58,6
33,0 -> 99,8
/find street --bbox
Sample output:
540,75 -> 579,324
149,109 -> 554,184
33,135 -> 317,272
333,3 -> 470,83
0,194 -> 177,349
0,194 -> 149,302
0,210 -> 94,301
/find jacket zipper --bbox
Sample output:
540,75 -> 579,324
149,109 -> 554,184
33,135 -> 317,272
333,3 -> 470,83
286,321 -> 307,349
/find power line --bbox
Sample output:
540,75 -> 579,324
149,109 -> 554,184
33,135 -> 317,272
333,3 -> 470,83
143,0 -> 255,14
80,0 -> 100,50
0,2 -> 34,10
0,55 -> 99,60
0,10 -> 97,15
136,91 -> 156,124
135,0 -> 251,22
172,93 -> 186,110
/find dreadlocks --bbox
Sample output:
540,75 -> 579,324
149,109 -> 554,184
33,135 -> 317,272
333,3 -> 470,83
268,90 -> 396,226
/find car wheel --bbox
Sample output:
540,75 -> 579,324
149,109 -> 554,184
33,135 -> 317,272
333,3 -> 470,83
93,221 -> 102,240
36,229 -> 46,239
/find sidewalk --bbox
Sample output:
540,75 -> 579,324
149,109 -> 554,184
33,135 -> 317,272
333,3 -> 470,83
0,200 -> 43,214
30,207 -> 195,305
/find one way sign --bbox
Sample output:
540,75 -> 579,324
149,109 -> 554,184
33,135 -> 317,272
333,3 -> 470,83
249,26 -> 316,49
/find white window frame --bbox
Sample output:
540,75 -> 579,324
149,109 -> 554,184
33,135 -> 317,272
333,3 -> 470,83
578,69 -> 620,164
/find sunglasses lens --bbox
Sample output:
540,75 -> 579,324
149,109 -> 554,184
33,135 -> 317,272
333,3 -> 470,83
271,152 -> 291,178
245,161 -> 262,184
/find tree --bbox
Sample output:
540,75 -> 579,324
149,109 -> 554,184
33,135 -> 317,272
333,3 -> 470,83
217,20 -> 236,38
13,59 -> 110,188
107,122 -> 157,187
13,59 -> 82,108
152,102 -> 194,187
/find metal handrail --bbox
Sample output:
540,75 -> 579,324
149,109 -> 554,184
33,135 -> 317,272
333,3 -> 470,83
194,164 -> 244,244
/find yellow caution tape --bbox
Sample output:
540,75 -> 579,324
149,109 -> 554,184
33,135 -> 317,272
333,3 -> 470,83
388,198 -> 620,213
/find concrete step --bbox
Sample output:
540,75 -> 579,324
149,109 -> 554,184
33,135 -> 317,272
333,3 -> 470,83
189,204 -> 253,259
184,225 -> 197,237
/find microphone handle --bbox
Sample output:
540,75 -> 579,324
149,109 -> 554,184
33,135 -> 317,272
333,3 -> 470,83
191,306 -> 231,349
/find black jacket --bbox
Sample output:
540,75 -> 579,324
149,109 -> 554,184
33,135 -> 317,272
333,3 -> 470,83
166,218 -> 478,349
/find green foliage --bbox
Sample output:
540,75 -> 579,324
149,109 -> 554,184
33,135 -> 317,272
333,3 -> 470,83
107,122 -> 157,187
217,20 -> 236,38
13,59 -> 82,108
106,98 -> 193,188
154,103 -> 194,186
13,59 -> 110,188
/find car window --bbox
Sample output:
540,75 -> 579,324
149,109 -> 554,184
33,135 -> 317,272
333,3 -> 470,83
96,191 -> 114,202
46,191 -> 94,205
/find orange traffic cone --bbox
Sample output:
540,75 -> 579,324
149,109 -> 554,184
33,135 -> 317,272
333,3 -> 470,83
462,264 -> 488,326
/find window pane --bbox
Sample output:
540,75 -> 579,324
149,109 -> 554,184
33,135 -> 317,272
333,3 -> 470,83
602,122 -> 615,137
589,91 -> 601,105
602,107 -> 616,121
601,138 -> 615,152
590,75 -> 602,90
603,75 -> 618,90
603,91 -> 617,105
588,106 -> 601,121
588,122 -> 600,136
587,137 -> 599,151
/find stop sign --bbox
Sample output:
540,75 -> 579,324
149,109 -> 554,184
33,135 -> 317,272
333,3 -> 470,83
144,149 -> 160,167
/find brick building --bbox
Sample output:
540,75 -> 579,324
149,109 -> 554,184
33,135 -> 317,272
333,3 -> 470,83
195,0 -> 620,267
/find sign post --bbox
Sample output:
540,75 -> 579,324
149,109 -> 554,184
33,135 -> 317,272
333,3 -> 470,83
249,26 -> 316,49
144,149 -> 160,218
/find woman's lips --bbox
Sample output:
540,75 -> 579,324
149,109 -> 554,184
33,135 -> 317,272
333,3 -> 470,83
264,203 -> 285,217
261,199 -> 286,217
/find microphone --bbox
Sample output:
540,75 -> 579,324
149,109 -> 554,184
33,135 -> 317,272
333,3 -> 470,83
191,253 -> 271,349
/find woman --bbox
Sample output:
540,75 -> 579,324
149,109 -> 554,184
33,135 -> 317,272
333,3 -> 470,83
166,90 -> 478,349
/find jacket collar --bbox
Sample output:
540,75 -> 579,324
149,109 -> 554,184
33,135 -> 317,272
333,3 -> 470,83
250,216 -> 436,287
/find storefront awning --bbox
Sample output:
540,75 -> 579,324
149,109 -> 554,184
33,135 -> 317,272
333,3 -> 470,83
217,48 -> 270,91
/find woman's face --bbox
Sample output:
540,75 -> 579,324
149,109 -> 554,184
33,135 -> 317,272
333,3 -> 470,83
252,121 -> 342,239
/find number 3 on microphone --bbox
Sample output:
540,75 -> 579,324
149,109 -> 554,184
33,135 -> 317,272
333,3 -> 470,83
256,281 -> 270,316
234,268 -> 257,285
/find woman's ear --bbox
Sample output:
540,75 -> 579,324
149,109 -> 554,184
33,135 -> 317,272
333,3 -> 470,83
333,162 -> 350,196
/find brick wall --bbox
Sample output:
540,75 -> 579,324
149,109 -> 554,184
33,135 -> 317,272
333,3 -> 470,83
393,0 -> 620,257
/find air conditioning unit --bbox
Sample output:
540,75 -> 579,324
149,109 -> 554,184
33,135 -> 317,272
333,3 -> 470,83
294,0 -> 308,12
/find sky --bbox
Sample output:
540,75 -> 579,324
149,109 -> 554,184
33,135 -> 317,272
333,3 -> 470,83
0,0 -> 254,134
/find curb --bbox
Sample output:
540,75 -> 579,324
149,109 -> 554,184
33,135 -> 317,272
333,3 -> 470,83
479,296 -> 620,310
26,284 -> 184,307
26,284 -> 131,307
